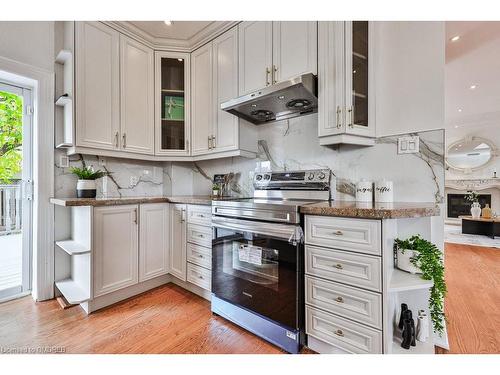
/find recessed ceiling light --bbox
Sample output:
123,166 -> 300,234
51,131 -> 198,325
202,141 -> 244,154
164,21 -> 172,26
469,84 -> 477,90
450,35 -> 460,42
458,108 -> 463,112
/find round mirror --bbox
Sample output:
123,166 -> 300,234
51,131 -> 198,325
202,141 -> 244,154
446,136 -> 495,172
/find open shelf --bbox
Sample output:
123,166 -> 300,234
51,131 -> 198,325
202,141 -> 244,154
389,269 -> 433,293
55,94 -> 72,107
391,339 -> 435,354
55,279 -> 89,304
56,240 -> 90,255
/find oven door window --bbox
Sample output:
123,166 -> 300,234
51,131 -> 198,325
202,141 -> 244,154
212,227 -> 300,329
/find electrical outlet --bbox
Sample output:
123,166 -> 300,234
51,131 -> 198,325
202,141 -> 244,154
130,176 -> 139,186
59,155 -> 69,168
398,136 -> 420,154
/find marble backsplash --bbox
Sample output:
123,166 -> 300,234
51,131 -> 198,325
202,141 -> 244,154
54,149 -> 166,198
170,114 -> 445,204
54,113 -> 445,204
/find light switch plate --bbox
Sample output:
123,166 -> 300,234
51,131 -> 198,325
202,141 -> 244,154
398,136 -> 420,154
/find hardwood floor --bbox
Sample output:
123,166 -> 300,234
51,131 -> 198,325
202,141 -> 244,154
437,243 -> 500,354
0,283 -> 313,354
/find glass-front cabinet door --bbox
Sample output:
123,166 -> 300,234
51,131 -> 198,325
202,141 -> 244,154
345,21 -> 374,137
155,51 -> 190,155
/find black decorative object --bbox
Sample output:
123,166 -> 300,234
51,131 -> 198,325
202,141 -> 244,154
400,308 -> 417,349
401,319 -> 413,349
398,303 -> 408,330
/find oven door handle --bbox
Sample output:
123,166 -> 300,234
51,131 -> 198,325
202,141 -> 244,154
212,217 -> 301,242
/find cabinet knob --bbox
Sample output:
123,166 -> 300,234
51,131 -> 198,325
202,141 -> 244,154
334,263 -> 343,270
334,329 -> 344,337
335,296 -> 344,303
333,230 -> 343,236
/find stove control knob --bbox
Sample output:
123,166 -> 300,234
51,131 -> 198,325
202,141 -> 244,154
264,174 -> 271,180
308,172 -> 315,180
318,172 -> 326,180
255,174 -> 263,181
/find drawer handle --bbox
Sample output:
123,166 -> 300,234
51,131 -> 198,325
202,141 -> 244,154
333,263 -> 343,270
334,329 -> 344,337
197,234 -> 204,238
198,275 -> 204,279
333,230 -> 343,236
335,296 -> 344,303
198,254 -> 204,258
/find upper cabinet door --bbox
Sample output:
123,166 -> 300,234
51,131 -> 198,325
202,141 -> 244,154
272,21 -> 317,84
120,35 -> 154,155
213,27 -> 239,153
75,22 -> 120,150
238,21 -> 273,95
344,21 -> 375,137
318,21 -> 345,137
191,42 -> 213,156
139,203 -> 170,282
155,51 -> 191,156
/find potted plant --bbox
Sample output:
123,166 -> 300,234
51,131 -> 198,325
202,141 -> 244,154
394,235 -> 447,335
465,190 -> 481,218
70,166 -> 107,198
212,183 -> 220,197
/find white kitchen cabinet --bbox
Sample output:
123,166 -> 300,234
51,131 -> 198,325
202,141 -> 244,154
318,21 -> 376,146
272,21 -> 317,84
120,35 -> 154,155
75,21 -> 120,150
238,21 -> 317,94
238,21 -> 273,95
212,27 -> 239,153
169,204 -> 187,281
191,27 -> 257,158
155,51 -> 191,156
139,203 -> 170,282
93,205 -> 139,297
191,42 -> 213,156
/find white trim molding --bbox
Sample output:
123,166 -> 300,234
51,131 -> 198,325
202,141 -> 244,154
105,21 -> 240,52
0,56 -> 55,301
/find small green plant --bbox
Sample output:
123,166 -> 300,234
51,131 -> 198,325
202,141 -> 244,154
394,235 -> 447,335
70,166 -> 107,180
212,183 -> 220,191
465,190 -> 479,204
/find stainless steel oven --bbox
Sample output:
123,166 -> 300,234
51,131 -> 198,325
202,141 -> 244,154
211,169 -> 332,353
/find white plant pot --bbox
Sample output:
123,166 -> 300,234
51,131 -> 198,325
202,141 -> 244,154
417,313 -> 429,342
396,248 -> 422,274
77,179 -> 97,198
470,202 -> 481,218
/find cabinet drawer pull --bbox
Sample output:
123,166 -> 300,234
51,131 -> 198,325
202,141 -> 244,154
208,136 -> 212,149
122,133 -> 127,148
333,230 -> 343,236
336,106 -> 342,129
198,275 -> 204,279
115,132 -> 119,148
197,254 -> 204,258
266,67 -> 271,86
334,329 -> 344,337
335,296 -> 344,303
333,263 -> 343,270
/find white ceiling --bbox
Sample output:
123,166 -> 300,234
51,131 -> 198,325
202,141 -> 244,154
445,21 -> 500,131
127,21 -> 217,40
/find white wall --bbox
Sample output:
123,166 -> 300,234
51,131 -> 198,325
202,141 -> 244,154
0,22 -> 54,72
375,21 -> 445,137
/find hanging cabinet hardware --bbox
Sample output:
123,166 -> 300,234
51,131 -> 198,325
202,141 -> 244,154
211,135 -> 216,148
114,132 -> 119,148
347,106 -> 353,128
208,136 -> 212,149
266,67 -> 271,86
181,208 -> 186,223
133,208 -> 138,224
273,65 -> 278,84
336,106 -> 342,129
122,133 -> 127,148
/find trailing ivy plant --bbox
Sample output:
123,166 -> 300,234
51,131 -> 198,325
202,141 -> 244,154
394,235 -> 447,335
70,166 -> 107,180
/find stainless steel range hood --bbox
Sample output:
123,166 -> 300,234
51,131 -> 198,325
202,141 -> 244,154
220,73 -> 317,125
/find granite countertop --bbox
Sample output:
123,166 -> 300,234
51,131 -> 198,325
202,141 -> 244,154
300,201 -> 440,219
50,195 -> 215,207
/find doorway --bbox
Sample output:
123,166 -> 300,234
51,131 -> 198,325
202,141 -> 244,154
0,81 -> 33,302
